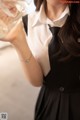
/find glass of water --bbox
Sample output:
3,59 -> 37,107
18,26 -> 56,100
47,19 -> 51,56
0,0 -> 27,39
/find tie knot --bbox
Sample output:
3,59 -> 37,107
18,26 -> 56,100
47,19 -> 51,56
49,26 -> 60,35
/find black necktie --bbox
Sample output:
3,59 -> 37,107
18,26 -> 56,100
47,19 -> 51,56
48,26 -> 72,65
48,26 -> 60,66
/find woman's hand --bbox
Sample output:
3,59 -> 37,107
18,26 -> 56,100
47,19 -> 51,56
0,0 -> 26,44
1,20 -> 27,44
0,1 -> 18,25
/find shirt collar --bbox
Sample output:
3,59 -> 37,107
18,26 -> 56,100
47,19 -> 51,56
32,4 -> 70,27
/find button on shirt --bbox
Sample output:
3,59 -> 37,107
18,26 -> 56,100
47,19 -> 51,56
27,4 -> 70,76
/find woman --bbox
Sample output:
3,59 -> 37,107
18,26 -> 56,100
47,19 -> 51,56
1,0 -> 80,120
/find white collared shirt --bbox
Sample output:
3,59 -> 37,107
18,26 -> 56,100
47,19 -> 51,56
27,4 -> 70,76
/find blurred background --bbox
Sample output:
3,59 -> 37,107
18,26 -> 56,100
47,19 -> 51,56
0,0 -> 40,120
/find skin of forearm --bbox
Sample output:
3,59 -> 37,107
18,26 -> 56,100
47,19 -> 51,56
12,37 -> 43,87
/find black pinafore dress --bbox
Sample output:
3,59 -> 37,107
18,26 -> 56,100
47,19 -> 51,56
34,26 -> 80,120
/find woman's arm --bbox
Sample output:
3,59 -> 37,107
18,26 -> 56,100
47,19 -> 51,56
13,36 -> 43,87
2,21 -> 44,87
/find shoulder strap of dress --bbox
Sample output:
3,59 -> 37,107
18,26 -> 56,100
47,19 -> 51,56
22,14 -> 28,35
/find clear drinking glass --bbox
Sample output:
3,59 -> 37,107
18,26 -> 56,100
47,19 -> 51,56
0,0 -> 27,39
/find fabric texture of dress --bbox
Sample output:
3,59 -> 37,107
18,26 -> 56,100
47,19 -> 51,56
34,26 -> 80,120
